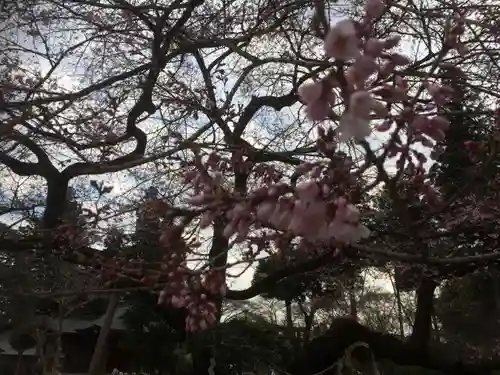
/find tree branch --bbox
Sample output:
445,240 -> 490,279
233,91 -> 298,138
226,250 -> 342,300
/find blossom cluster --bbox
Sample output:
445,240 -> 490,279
299,0 -> 463,149
156,223 -> 226,332
153,0 -> 469,332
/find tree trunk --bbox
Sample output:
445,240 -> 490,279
286,298 -> 301,355
285,299 -> 293,330
88,294 -> 118,375
192,217 -> 229,375
409,278 -> 437,353
390,270 -> 405,339
349,288 -> 358,320
303,310 -> 315,347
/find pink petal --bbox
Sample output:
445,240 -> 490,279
356,55 -> 378,74
324,20 -> 360,60
371,100 -> 389,117
236,220 -> 250,241
338,112 -> 372,141
379,61 -> 394,78
344,204 -> 360,223
349,90 -> 373,117
256,202 -> 276,222
424,82 -> 440,96
365,38 -> 385,56
410,116 -> 430,132
306,100 -> 330,121
375,120 -> 392,132
299,82 -> 323,104
430,116 -> 450,131
295,181 -> 320,199
365,0 -> 385,19
187,194 -> 208,205
288,213 -> 306,235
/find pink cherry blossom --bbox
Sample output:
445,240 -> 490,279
395,76 -> 407,89
346,55 -> 378,88
289,198 -> 328,237
384,35 -> 401,49
299,81 -> 322,103
147,0 -> 487,334
324,19 -> 360,60
338,112 -> 372,141
294,162 -> 314,175
430,116 -> 450,131
186,193 -> 208,205
295,180 -> 320,200
288,205 -> 309,235
379,61 -> 395,78
306,100 -> 332,122
256,201 -> 276,222
375,120 -> 392,132
269,199 -> 293,229
410,116 -> 430,132
298,81 -> 335,121
339,203 -> 360,223
349,90 -> 374,117
326,221 -> 362,244
311,199 -> 370,243
350,91 -> 388,117
365,0 -> 386,19
364,38 -> 385,56
424,81 -> 454,104
373,83 -> 407,102
410,115 -> 449,142
338,90 -> 390,141
171,295 -> 186,308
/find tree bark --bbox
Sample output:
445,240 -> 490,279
285,299 -> 293,330
389,270 -> 405,339
87,294 -> 119,375
409,278 -> 437,353
348,288 -> 358,320
302,309 -> 315,347
191,217 -> 229,375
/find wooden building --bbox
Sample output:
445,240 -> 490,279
0,306 -> 134,374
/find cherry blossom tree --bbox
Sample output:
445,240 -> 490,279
2,0 -> 500,373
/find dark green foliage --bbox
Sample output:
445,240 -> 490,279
194,317 -> 293,375
432,71 -> 500,345
119,292 -> 295,375
119,292 -> 187,374
378,362 -> 443,375
436,272 -> 500,345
